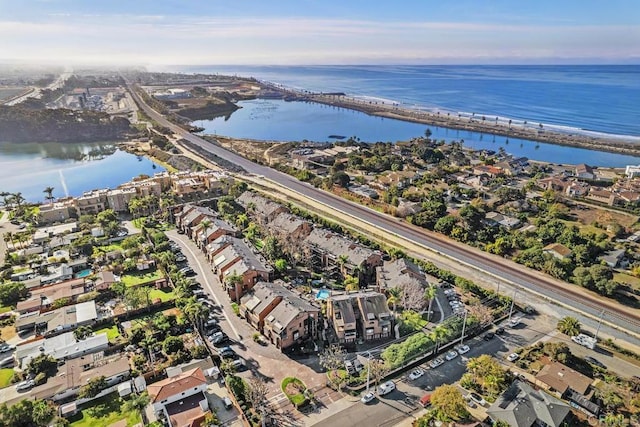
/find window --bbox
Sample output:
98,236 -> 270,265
293,331 -> 300,341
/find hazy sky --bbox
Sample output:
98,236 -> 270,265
1,0 -> 639,65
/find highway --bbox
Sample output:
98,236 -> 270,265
126,80 -> 640,339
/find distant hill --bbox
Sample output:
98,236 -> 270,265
0,105 -> 133,143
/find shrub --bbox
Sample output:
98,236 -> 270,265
34,372 -> 47,386
281,377 -> 309,408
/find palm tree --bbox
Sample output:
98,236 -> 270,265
123,392 -> 150,421
557,316 -> 581,336
424,285 -> 437,322
387,287 -> 402,314
11,192 -> 25,209
429,324 -> 449,353
184,301 -> 210,331
43,186 -> 55,205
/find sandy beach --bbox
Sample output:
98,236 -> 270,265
259,82 -> 640,157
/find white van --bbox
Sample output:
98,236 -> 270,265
378,381 -> 396,396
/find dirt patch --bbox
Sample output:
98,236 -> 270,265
0,325 -> 16,342
569,204 -> 637,231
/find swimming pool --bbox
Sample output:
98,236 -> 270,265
316,289 -> 330,300
75,269 -> 92,278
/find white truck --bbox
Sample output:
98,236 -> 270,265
571,333 -> 597,349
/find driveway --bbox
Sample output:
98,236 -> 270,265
166,231 -> 337,420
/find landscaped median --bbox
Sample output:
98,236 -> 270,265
281,377 -> 310,409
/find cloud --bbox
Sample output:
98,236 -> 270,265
1,14 -> 638,64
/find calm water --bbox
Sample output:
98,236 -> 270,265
195,99 -> 640,167
186,65 -> 640,139
0,142 -> 164,202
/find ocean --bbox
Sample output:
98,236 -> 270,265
181,65 -> 640,141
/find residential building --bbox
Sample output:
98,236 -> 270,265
264,212 -> 313,242
15,331 -> 109,368
147,367 -> 210,426
175,204 -> 217,234
565,181 -> 590,197
192,218 -> 237,249
31,355 -> 130,402
542,243 -> 573,260
16,278 -> 87,314
38,199 -> 76,225
75,189 -> 109,216
239,282 -> 290,331
303,228 -> 383,281
326,291 -> 393,344
535,361 -> 599,416
575,163 -> 595,180
625,164 -> 640,178
40,264 -> 74,285
237,191 -> 288,224
15,301 -> 98,334
95,270 -> 116,291
484,211 -> 522,229
106,187 -> 137,213
487,380 -> 571,427
376,258 -> 427,293
586,189 -> 616,206
601,249 -> 627,268
263,293 -> 320,351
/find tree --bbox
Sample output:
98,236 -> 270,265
124,286 -> 151,311
262,236 -> 282,261
596,385 -> 624,412
0,282 -> 28,306
183,300 -> 210,331
557,316 -> 581,337
344,275 -> 359,291
163,335 -> 184,354
79,376 -> 108,399
331,171 -> 351,188
27,354 -> 57,378
274,258 -> 287,274
424,285 -> 437,322
122,392 -> 150,418
431,384 -> 469,422
246,377 -> 270,414
401,280 -> 426,312
464,355 -> 510,398
43,186 -> 55,205
202,412 -> 221,427
73,325 -> 93,340
0,399 -> 55,427
319,344 -> 347,372
387,287 -> 402,314
367,359 -> 389,389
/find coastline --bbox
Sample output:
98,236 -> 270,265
256,82 -> 640,158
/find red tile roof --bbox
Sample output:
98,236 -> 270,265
147,368 -> 207,403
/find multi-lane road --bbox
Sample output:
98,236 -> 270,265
126,80 -> 640,341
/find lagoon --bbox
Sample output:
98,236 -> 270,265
195,99 -> 640,168
0,142 -> 164,203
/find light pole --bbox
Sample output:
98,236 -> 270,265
508,289 -> 518,323
364,351 -> 372,394
594,309 -> 605,342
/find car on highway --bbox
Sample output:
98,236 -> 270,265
585,356 -> 606,369
429,357 -> 444,369
468,392 -> 487,406
15,380 -> 35,392
507,353 -> 520,362
361,391 -> 376,404
456,344 -> 470,354
408,368 -> 425,381
445,350 -> 459,361
483,332 -> 495,341
378,381 -> 396,396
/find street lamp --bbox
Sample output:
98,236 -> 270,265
508,289 -> 518,323
460,310 -> 468,346
594,309 -> 605,342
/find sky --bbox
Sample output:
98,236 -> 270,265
1,0 -> 639,65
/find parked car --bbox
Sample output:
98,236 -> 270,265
419,393 -> 432,408
217,346 -> 236,359
428,358 -> 444,369
361,391 -> 376,404
15,380 -> 35,392
495,327 -> 505,335
408,368 -> 425,381
229,359 -> 245,371
223,396 -> 234,409
345,359 -> 364,375
179,267 -> 195,276
507,353 -> 519,362
0,344 -> 15,353
445,350 -> 458,361
209,332 -> 226,344
175,255 -> 187,263
0,357 -> 14,367
509,316 -> 522,327
456,344 -> 470,354
585,356 -> 606,369
378,381 -> 396,396
468,392 -> 487,406
483,332 -> 495,341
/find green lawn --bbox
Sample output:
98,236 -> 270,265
94,325 -> 121,341
149,288 -> 175,303
120,270 -> 164,287
614,272 -> 640,292
0,306 -> 11,314
0,369 -> 14,388
69,393 -> 141,427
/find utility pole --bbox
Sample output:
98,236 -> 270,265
508,289 -> 518,323
365,351 -> 371,394
594,309 -> 605,342
460,310 -> 468,346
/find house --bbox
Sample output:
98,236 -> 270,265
239,282 -> 290,331
193,218 -> 237,249
16,278 -> 87,314
543,243 -> 572,260
565,181 -> 590,197
15,331 -> 109,368
15,301 -> 98,334
263,293 -> 320,351
303,228 -> 383,282
31,355 -> 130,402
326,291 -> 393,344
625,164 -> 640,178
147,367 -> 210,427
600,249 -> 627,268
376,258 -> 427,292
484,212 -> 522,230
586,189 -> 615,206
38,199 -> 77,224
472,165 -> 503,177
237,191 -> 288,224
536,361 -> 593,396
575,163 -> 595,180
40,264 -> 74,285
487,380 -> 571,427
538,176 -> 568,193
95,270 -> 116,291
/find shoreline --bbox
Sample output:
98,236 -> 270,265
257,82 -> 640,158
